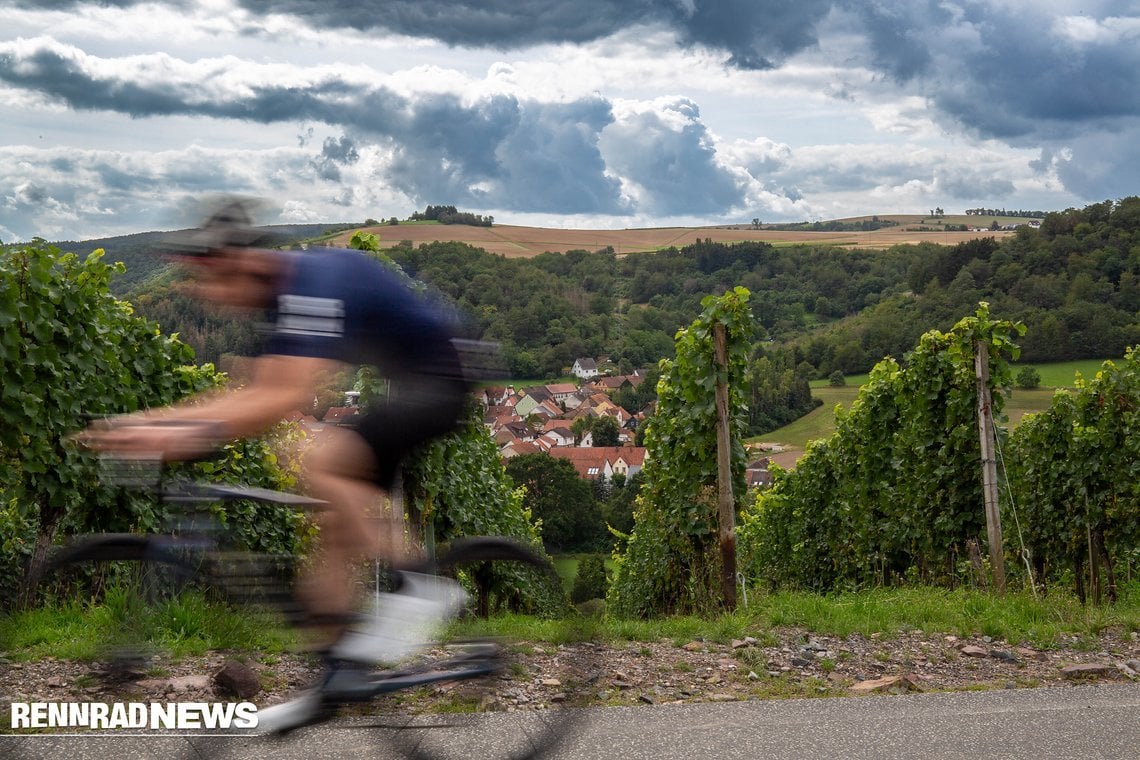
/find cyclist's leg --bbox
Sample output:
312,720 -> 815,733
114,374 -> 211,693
296,379 -> 466,643
259,380 -> 468,733
256,426 -> 395,734
296,425 -> 406,645
325,382 -> 470,665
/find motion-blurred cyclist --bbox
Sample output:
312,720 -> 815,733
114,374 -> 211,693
81,197 -> 470,731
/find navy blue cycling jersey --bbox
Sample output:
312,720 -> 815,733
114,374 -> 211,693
265,248 -> 461,379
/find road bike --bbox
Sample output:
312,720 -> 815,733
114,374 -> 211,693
34,449 -> 592,759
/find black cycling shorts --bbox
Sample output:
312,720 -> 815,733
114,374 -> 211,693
350,376 -> 469,490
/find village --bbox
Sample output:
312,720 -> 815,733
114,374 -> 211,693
278,357 -> 651,483
283,356 -> 775,491
481,357 -> 649,481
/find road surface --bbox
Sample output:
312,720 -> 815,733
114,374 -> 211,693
3,683 -> 1137,759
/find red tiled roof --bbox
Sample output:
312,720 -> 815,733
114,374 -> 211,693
545,383 -> 578,395
503,441 -> 541,457
548,446 -> 647,478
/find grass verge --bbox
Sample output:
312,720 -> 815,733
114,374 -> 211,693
3,583 -> 1136,662
448,583 -> 1140,651
0,588 -> 298,662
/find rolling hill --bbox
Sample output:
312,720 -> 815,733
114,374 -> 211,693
328,219 -> 1020,258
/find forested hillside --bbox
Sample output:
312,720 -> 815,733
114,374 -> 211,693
78,197 -> 1140,409
797,199 -> 1140,375
384,197 -> 1140,379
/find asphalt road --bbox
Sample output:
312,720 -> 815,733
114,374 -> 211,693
3,683 -> 1137,759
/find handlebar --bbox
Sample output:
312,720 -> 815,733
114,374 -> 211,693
80,416 -> 326,509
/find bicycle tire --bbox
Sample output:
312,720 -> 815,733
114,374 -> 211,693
375,536 -> 594,760
36,536 -> 204,675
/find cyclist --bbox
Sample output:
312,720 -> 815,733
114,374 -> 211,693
81,197 -> 470,731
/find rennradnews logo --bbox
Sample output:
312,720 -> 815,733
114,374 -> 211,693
10,701 -> 259,730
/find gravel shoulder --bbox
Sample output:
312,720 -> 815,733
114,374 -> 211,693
2,626 -> 1137,720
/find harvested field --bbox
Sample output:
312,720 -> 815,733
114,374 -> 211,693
329,222 -> 1016,258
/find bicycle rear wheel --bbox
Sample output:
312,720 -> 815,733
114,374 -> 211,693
374,537 -> 596,760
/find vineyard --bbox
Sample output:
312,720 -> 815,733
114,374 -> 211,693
3,210 -> 1140,620
738,306 -> 1139,603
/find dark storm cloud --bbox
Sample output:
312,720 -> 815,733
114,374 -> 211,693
931,13 -> 1139,140
12,0 -> 832,67
243,0 -> 642,47
166,0 -> 1140,127
1045,131 -> 1140,201
311,135 -> 359,181
483,98 -> 627,213
16,0 -> 1137,142
8,1 -> 1139,213
845,0 -> 939,81
0,40 -> 629,213
821,1 -> 1140,203
10,0 -> 146,7
384,94 -> 627,214
679,0 -> 834,69
0,44 -> 384,124
236,0 -> 837,70
834,1 -> 1140,140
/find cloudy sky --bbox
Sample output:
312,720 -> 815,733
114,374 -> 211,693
2,1 -> 1138,242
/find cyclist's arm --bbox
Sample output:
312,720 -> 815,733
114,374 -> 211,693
82,354 -> 342,456
159,354 -> 343,439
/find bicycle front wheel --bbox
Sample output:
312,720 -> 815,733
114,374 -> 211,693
375,537 -> 596,760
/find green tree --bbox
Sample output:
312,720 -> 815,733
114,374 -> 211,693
504,453 -> 604,552
591,415 -> 621,447
571,554 -> 608,603
612,366 -> 660,415
1015,367 -> 1041,389
601,471 -> 642,536
745,354 -> 820,435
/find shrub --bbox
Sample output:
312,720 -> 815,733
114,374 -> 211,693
571,554 -> 608,603
1016,367 -> 1041,389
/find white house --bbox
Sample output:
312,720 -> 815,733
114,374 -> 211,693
572,358 -> 599,379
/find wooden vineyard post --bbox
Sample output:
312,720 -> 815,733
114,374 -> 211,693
975,341 -> 1006,592
713,322 -> 737,610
